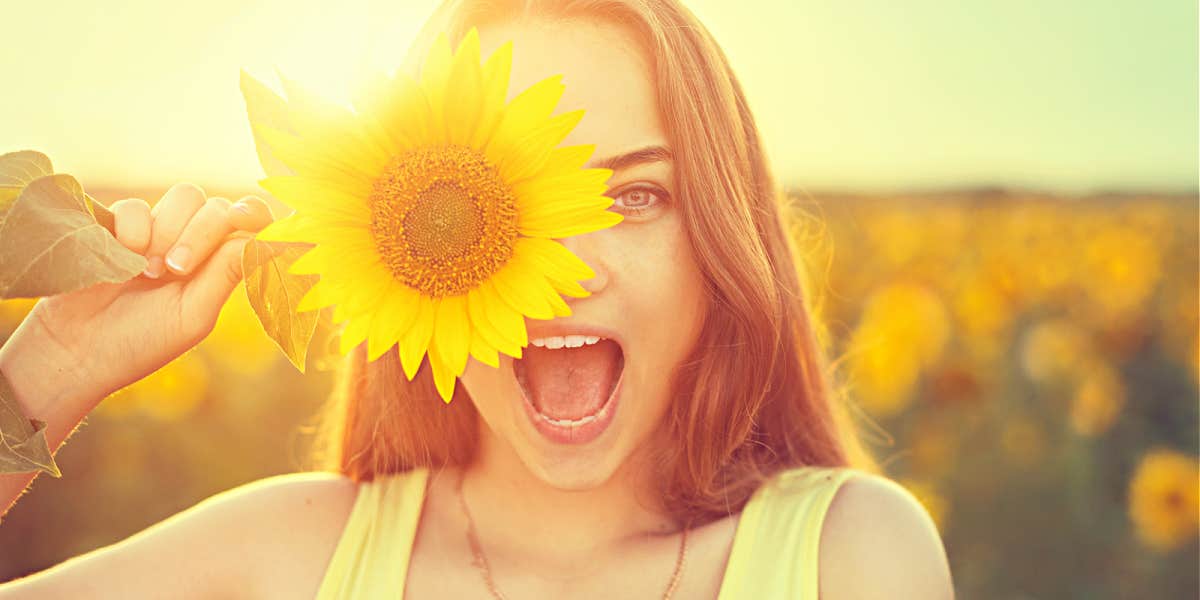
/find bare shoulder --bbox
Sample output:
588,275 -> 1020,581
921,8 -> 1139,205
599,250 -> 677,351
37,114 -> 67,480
0,471 -> 360,600
213,471 -> 361,596
817,470 -> 955,600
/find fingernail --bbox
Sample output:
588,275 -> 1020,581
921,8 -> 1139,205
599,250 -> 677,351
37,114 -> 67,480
166,246 -> 190,273
143,255 -> 164,279
232,201 -> 252,214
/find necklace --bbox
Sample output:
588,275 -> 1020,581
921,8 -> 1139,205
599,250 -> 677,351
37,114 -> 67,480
455,470 -> 689,600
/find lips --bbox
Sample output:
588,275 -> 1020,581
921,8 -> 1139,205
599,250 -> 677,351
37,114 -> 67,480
513,338 -> 625,444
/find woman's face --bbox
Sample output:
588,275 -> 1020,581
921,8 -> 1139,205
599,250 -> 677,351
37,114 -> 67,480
459,17 -> 707,489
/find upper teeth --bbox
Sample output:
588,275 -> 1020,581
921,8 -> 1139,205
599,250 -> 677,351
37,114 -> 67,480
530,335 -> 603,349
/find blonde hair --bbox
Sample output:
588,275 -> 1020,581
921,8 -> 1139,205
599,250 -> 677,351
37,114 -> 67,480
310,0 -> 878,524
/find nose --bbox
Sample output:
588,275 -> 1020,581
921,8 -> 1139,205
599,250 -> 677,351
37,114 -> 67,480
556,232 -> 608,295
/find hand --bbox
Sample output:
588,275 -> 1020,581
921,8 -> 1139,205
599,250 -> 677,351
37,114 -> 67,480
20,182 -> 276,401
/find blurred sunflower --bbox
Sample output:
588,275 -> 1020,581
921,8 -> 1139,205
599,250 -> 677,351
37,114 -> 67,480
1128,448 -> 1200,552
1068,361 -> 1126,437
242,27 -> 622,402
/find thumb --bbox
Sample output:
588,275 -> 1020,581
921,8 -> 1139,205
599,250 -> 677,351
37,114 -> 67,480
181,234 -> 251,325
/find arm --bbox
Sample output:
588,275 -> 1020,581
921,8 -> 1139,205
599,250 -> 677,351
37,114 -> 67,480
0,471 -> 358,599
2,188 -> 276,520
0,311 -> 106,521
818,473 -> 956,599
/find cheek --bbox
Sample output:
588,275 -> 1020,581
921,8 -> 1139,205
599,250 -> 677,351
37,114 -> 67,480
617,218 -> 706,399
459,355 -> 513,423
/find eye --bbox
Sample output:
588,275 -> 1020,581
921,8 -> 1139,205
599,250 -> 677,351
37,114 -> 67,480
608,184 -> 668,216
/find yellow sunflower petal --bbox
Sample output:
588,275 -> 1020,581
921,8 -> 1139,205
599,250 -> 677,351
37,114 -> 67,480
288,236 -> 380,276
354,68 -> 431,153
546,287 -> 572,317
513,237 -> 594,299
491,260 -> 555,320
398,294 -> 436,381
483,74 -> 564,163
468,329 -> 501,368
258,176 -> 370,223
427,353 -> 458,403
251,122 -> 381,187
511,166 -> 612,204
289,245 -> 337,276
253,212 -> 308,242
275,70 -> 392,170
317,261 -> 393,326
467,286 -> 523,358
341,263 -> 396,314
469,40 -> 513,150
338,311 -> 374,355
366,283 -> 422,361
517,199 -> 623,239
420,31 -> 454,145
480,280 -> 528,347
497,109 -> 586,184
530,143 -> 596,177
523,211 -> 625,239
430,294 -> 471,383
445,28 -> 483,146
296,277 -> 341,313
346,67 -> 408,157
256,209 -> 368,245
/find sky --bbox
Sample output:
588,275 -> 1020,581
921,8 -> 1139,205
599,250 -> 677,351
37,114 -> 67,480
1,0 -> 1196,195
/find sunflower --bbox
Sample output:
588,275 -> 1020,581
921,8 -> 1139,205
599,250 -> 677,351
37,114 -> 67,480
1128,448 -> 1200,552
242,27 -> 622,402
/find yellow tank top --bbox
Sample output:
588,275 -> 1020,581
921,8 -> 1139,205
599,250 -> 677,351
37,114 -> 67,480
315,465 -> 859,599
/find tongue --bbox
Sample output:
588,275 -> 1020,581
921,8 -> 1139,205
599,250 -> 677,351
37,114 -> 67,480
517,339 -> 622,419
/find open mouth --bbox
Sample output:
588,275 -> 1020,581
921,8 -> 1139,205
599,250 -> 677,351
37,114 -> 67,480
512,336 -> 625,444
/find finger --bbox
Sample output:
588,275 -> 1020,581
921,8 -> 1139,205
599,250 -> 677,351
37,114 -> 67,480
227,195 -> 276,233
181,236 -> 251,332
144,183 -> 207,279
111,198 -> 152,254
165,196 -> 236,276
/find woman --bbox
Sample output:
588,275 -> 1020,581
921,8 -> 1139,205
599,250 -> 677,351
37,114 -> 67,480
0,0 -> 954,598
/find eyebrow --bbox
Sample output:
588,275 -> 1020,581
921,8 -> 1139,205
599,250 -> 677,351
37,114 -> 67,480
589,145 -> 673,171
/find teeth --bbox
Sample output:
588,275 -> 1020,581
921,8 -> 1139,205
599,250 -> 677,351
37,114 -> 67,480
530,335 -> 606,349
539,413 -> 598,426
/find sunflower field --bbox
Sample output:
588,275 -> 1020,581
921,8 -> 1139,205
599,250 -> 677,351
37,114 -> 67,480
0,187 -> 1196,598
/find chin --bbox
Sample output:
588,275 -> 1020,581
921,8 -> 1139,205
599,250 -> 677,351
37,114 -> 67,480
515,435 -> 632,490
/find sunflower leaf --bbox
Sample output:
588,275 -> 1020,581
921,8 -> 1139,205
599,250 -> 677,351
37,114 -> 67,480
0,366 -> 62,477
0,174 -> 147,299
0,150 -> 54,224
239,69 -> 299,178
242,238 -> 321,373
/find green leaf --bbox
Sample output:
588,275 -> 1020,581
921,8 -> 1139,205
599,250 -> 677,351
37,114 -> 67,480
85,192 -> 116,235
0,150 -> 54,219
239,69 -> 298,178
242,238 -> 320,373
0,174 -> 147,299
0,367 -> 61,477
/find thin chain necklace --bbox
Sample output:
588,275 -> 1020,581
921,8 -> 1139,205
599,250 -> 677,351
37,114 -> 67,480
455,470 -> 689,600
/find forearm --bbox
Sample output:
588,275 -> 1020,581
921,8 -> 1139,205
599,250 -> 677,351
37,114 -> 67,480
0,314 -> 106,521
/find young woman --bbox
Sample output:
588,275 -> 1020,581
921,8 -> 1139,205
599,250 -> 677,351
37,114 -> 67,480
0,0 -> 954,598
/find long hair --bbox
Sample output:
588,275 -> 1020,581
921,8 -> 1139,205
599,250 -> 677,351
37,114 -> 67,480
309,0 -> 879,524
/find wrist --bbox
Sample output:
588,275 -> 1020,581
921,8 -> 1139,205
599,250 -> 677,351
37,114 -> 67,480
0,310 -> 103,423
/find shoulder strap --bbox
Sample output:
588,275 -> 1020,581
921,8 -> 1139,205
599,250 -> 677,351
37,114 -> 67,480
315,467 -> 430,599
717,466 -> 859,600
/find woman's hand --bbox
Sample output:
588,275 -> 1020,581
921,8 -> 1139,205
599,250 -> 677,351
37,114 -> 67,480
21,182 -> 276,402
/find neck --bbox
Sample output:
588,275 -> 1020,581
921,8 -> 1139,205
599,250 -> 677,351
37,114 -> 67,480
452,422 -> 681,575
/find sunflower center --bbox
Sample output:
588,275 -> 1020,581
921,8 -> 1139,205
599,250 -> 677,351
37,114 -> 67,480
369,145 -> 518,298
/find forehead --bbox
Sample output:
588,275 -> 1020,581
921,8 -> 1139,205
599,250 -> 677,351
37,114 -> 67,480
475,17 -> 666,163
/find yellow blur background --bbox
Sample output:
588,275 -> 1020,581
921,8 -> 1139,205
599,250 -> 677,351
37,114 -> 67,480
1,1 -> 1197,597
